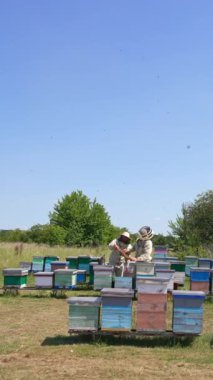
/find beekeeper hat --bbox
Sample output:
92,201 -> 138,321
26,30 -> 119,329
120,231 -> 131,239
138,226 -> 153,240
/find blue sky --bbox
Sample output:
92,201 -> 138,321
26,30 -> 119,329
0,0 -> 212,234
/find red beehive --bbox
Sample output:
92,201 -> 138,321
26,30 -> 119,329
190,281 -> 210,293
136,293 -> 167,331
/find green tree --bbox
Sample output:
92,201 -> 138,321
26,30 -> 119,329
169,190 -> 213,251
49,190 -> 114,246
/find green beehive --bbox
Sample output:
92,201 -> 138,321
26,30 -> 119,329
67,297 -> 101,331
54,269 -> 77,289
89,262 -> 99,285
32,256 -> 44,272
170,261 -> 186,272
66,256 -> 79,269
78,256 -> 91,273
3,268 -> 28,288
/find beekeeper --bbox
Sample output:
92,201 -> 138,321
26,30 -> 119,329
108,231 -> 132,276
131,226 -> 154,262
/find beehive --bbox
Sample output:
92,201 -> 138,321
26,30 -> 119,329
19,261 -> 32,272
154,262 -> 171,271
153,245 -> 168,260
198,258 -> 212,269
51,261 -> 68,271
90,256 -> 104,264
114,276 -> 133,289
76,270 -> 87,284
172,290 -> 205,334
89,262 -> 99,285
93,265 -> 113,290
54,269 -> 77,289
136,262 -> 155,277
190,267 -> 211,294
32,256 -> 44,273
185,256 -> 198,276
3,268 -> 28,288
101,288 -> 134,330
66,256 -> 79,270
170,261 -> 186,286
136,293 -> 167,331
78,256 -> 91,273
155,269 -> 175,291
67,297 -> 101,331
34,272 -> 53,288
136,276 -> 169,293
43,256 -> 59,272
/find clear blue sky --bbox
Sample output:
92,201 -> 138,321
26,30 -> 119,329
0,0 -> 212,234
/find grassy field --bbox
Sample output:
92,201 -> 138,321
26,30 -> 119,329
0,243 -> 213,380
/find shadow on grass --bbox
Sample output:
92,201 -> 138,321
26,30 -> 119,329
41,334 -> 195,348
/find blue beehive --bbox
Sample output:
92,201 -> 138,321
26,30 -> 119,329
76,270 -> 87,284
172,290 -> 205,334
101,288 -> 134,330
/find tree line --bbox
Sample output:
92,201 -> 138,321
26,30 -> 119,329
0,190 -> 212,255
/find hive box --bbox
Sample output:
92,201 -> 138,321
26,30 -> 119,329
51,261 -> 68,271
137,293 -> 167,331
89,262 -> 99,285
185,256 -> 198,276
78,256 -> 91,273
93,265 -> 113,290
32,256 -> 44,273
190,267 -> 211,294
66,256 -> 78,269
170,261 -> 186,286
43,256 -> 59,272
155,269 -> 175,291
153,245 -> 168,259
114,276 -> 133,289
67,297 -> 101,331
136,276 -> 169,293
19,261 -> 32,272
154,262 -> 171,271
76,269 -> 87,284
172,290 -> 205,334
198,258 -> 212,269
101,288 -> 134,330
3,268 -> 28,288
34,272 -> 53,288
136,262 -> 155,277
54,269 -> 77,289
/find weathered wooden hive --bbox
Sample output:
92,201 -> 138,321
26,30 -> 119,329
101,288 -> 134,330
19,261 -> 32,272
136,262 -> 155,278
172,290 -> 205,334
66,256 -> 79,270
154,262 -> 171,271
155,269 -> 175,291
67,297 -> 101,331
136,276 -> 169,293
78,256 -> 91,273
198,258 -> 212,269
136,293 -> 168,331
153,245 -> 168,260
114,276 -> 133,289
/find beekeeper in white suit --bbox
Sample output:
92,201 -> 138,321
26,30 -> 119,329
108,231 -> 133,276
130,226 -> 154,262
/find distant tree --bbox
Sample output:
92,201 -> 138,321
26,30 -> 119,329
28,224 -> 66,246
49,190 -> 114,246
169,190 -> 213,251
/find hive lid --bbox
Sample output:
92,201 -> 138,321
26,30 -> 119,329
155,269 -> 175,273
101,288 -> 134,297
136,276 -> 169,283
93,265 -> 114,272
67,297 -> 101,305
172,290 -> 205,297
44,255 -> 59,259
54,269 -> 77,274
3,268 -> 28,276
76,270 -> 87,274
66,256 -> 78,260
51,261 -> 67,265
34,272 -> 54,276
190,266 -> 212,272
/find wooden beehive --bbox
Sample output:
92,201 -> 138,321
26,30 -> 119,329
89,262 -> 99,285
185,256 -> 198,276
32,256 -> 44,273
3,268 -> 28,288
155,269 -> 175,291
34,272 -> 53,288
51,261 -> 68,271
153,245 -> 168,260
43,256 -> 59,272
66,256 -> 79,270
198,258 -> 212,269
114,276 -> 133,289
136,276 -> 169,293
154,262 -> 171,271
170,261 -> 186,286
67,297 -> 101,331
93,265 -> 113,290
54,269 -> 77,289
136,293 -> 167,331
172,290 -> 205,334
76,270 -> 87,284
136,262 -> 155,277
19,261 -> 32,272
78,256 -> 91,273
190,267 -> 211,294
101,288 -> 134,330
